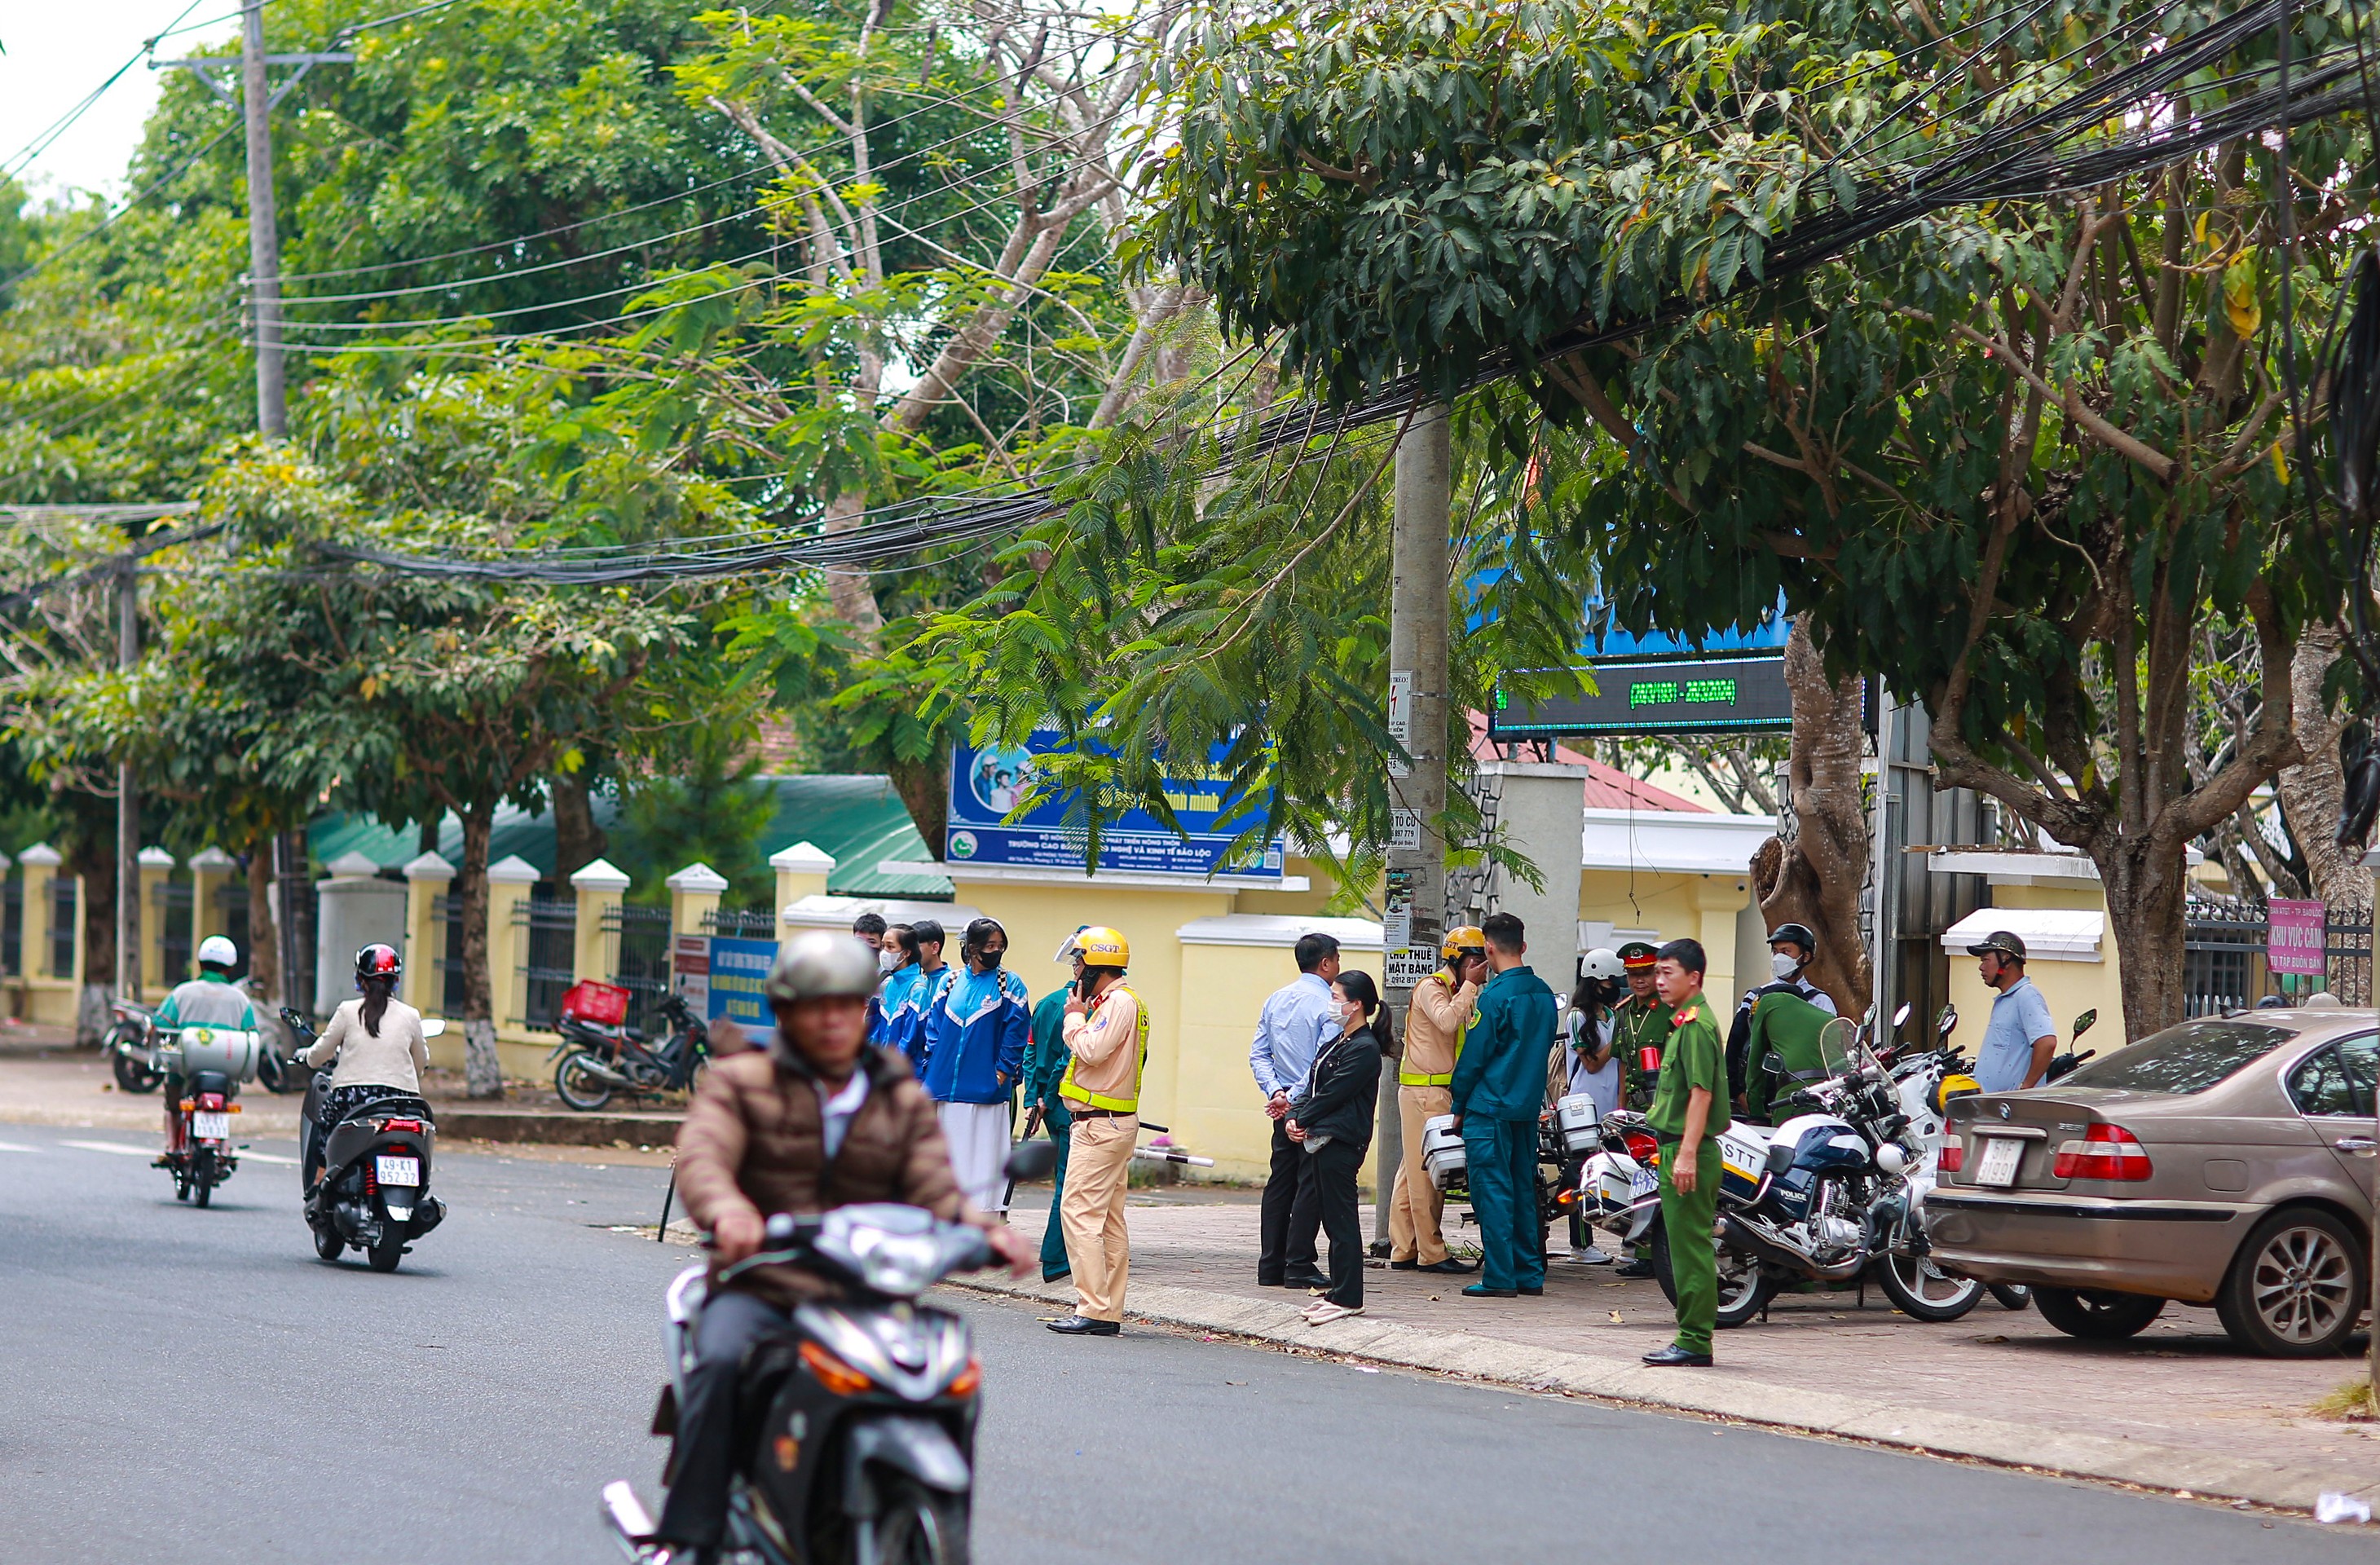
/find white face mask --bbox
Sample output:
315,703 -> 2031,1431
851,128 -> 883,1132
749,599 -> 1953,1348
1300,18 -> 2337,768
878,949 -> 898,973
1770,950 -> 1803,981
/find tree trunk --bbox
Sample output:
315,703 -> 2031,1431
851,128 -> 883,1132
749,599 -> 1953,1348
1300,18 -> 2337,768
67,832 -> 117,1047
819,489 -> 887,641
2098,835 -> 2193,1037
243,839 -> 287,1051
1749,618 -> 1871,1016
552,769 -> 607,882
2275,624 -> 2368,1002
886,751 -> 950,862
456,806 -> 505,1099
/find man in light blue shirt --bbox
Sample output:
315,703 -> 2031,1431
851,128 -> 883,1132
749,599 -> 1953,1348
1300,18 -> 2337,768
1253,931 -> 1343,1287
1970,930 -> 2057,1092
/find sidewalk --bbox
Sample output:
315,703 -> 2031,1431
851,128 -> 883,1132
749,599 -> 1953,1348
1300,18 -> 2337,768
978,1190 -> 2380,1513
0,1034 -> 681,1151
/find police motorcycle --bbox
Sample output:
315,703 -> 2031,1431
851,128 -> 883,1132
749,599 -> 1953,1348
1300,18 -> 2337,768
602,1140 -> 1060,1565
280,1006 -> 449,1272
152,1018 -> 262,1206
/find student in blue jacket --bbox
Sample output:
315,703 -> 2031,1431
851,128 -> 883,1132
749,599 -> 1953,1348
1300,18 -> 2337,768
868,919 -> 948,1070
917,917 -> 1031,1212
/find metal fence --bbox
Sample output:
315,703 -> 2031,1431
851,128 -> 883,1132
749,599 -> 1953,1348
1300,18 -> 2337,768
153,879 -> 193,986
701,907 -> 778,939
434,894 -> 466,1016
606,902 -> 674,1034
512,894 -> 577,1030
214,878 -> 249,978
1,878 -> 18,979
49,878 -> 74,978
2184,896 -> 2373,1015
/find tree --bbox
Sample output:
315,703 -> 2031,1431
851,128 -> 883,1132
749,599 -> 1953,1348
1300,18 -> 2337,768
1141,0 -> 2356,1035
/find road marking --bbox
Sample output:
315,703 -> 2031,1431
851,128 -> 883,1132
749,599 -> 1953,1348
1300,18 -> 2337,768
0,1140 -> 38,1152
239,1150 -> 300,1165
62,1140 -> 157,1157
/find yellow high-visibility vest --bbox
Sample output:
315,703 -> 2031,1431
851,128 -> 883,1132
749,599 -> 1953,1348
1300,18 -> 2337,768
1398,1067 -> 1453,1087
1059,984 -> 1149,1113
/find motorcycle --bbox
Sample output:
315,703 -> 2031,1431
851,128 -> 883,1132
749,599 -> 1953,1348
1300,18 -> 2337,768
281,1006 -> 449,1272
105,999 -> 163,1093
602,1141 -> 1058,1565
151,1020 -> 262,1206
551,991 -> 712,1112
2043,1007 -> 2098,1082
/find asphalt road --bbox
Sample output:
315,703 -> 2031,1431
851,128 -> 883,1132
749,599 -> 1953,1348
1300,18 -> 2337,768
0,1119 -> 2367,1564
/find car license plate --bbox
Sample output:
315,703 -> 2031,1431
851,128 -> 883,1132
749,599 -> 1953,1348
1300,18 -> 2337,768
376,1155 -> 421,1187
191,1111 -> 230,1141
1629,1168 -> 1659,1198
1975,1136 -> 2024,1188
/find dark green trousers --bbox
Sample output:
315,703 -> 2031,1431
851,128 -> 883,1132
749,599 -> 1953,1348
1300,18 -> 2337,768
1039,1098 -> 1074,1280
1658,1137 -> 1722,1356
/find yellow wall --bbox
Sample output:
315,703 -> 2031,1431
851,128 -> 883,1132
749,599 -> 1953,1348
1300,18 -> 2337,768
1942,881 -> 2126,1057
1576,868 -> 1751,1003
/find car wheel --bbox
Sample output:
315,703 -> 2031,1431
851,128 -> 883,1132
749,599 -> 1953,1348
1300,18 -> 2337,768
2216,1206 -> 2365,1359
2032,1286 -> 2166,1340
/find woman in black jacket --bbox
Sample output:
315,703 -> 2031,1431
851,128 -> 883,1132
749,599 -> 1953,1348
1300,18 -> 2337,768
1286,969 -> 1385,1324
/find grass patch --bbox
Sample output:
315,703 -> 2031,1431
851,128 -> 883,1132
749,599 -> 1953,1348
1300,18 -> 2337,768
2310,1378 -> 2377,1422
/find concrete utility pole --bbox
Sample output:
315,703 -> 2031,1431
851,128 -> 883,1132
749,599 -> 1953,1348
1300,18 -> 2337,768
1375,402 -> 1454,1242
117,562 -> 140,1001
241,0 -> 286,437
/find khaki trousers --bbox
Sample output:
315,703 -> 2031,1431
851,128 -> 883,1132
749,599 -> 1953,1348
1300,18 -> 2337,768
1387,1084 -> 1452,1265
1061,1113 -> 1136,1322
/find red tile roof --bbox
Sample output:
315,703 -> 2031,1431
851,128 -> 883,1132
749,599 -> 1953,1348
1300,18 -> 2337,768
1465,712 -> 1710,813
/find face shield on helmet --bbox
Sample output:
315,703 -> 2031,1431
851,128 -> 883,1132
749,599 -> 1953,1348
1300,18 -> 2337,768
765,932 -> 882,1006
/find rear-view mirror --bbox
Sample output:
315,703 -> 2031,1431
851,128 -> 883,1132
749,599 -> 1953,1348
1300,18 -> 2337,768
421,1017 -> 448,1038
1003,1140 -> 1060,1184
1937,1003 -> 1959,1038
2073,1009 -> 2096,1038
1893,1001 -> 1913,1029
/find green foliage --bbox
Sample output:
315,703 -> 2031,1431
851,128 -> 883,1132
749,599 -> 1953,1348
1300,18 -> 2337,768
614,730 -> 780,909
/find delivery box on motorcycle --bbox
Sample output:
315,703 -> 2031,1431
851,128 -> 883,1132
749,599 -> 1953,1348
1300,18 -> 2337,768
1556,1094 -> 1605,1153
163,1025 -> 261,1085
1421,1113 -> 1467,1191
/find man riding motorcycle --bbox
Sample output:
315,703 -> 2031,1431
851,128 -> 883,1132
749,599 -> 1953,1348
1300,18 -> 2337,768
152,936 -> 258,1156
641,931 -> 1033,1565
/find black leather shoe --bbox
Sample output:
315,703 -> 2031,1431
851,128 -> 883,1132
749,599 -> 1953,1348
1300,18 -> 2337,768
1518,1284 -> 1545,1296
1283,1271 -> 1333,1291
1642,1343 -> 1712,1367
1615,1259 -> 1655,1279
1417,1258 -> 1477,1275
1046,1315 -> 1121,1336
1042,1268 -> 1073,1284
1389,1259 -> 1420,1271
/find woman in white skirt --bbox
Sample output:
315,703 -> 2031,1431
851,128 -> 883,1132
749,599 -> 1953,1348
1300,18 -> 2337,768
914,917 -> 1033,1213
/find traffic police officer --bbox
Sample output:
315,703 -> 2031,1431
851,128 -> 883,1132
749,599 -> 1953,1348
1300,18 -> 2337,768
1020,932 -> 1087,1283
1447,913 -> 1558,1299
1387,925 -> 1485,1274
1611,941 -> 1673,1108
1644,937 -> 1728,1367
1048,927 -> 1145,1337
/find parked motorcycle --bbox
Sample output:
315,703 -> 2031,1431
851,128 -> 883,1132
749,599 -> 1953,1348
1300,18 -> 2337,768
105,999 -> 163,1093
551,990 -> 712,1112
2043,1007 -> 2098,1082
151,1020 -> 262,1206
281,1006 -> 448,1272
602,1141 -> 1058,1565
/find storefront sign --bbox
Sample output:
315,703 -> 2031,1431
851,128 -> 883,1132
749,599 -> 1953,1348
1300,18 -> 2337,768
945,731 -> 1286,880
2268,898 -> 2328,977
672,935 -> 711,1013
705,937 -> 779,1026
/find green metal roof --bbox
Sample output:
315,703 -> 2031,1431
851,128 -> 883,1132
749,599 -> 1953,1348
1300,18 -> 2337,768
307,774 -> 950,900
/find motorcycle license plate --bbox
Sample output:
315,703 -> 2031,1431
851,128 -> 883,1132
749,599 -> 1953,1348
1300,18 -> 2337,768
1629,1168 -> 1659,1198
376,1155 -> 421,1187
1975,1136 -> 2023,1188
191,1111 -> 230,1141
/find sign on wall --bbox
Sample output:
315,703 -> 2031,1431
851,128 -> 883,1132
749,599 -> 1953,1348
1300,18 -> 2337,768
705,937 -> 780,1027
672,935 -> 711,1014
2268,899 -> 2328,978
945,731 -> 1287,880
1488,653 -> 1799,738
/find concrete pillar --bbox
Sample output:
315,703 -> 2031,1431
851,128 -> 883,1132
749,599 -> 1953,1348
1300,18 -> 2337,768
483,855 -> 541,1029
668,862 -> 729,948
19,844 -> 61,980
570,856 -> 631,983
187,847 -> 237,948
137,846 -> 175,994
1476,761 -> 1588,985
402,852 -> 454,1012
769,841 -> 835,922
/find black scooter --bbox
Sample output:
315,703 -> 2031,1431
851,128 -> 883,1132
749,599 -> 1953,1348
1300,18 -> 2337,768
281,1007 -> 447,1272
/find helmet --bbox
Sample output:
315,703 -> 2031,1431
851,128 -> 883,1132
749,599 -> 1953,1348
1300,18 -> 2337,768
764,931 -> 881,1005
1931,1073 -> 1981,1117
196,935 -> 239,970
1765,922 -> 1818,954
1441,925 -> 1487,962
1965,929 -> 2028,962
355,943 -> 402,982
1580,947 -> 1626,983
1616,940 -> 1659,970
1072,926 -> 1130,969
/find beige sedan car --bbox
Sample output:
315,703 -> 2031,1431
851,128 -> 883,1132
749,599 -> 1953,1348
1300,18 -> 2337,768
1924,1007 -> 2374,1357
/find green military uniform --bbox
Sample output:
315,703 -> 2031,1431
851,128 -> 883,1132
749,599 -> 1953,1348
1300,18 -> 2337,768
1022,986 -> 1076,1281
1742,989 -> 1834,1122
1614,994 -> 1676,1108
1647,994 -> 1730,1357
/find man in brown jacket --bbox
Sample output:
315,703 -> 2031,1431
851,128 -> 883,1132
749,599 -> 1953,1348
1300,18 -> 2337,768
648,932 -> 1029,1562
1386,927 -> 1486,1274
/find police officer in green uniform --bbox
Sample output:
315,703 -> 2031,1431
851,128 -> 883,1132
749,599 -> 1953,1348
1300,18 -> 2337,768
1644,936 -> 1727,1367
1611,941 -> 1673,1109
1447,911 -> 1558,1300
1020,941 -> 1086,1283
1741,987 -> 1836,1122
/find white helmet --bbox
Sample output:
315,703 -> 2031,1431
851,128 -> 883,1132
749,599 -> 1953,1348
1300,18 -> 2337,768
1580,947 -> 1625,983
764,931 -> 880,1004
196,935 -> 239,970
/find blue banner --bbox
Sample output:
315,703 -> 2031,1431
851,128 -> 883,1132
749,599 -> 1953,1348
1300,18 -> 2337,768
705,937 -> 780,1028
945,732 -> 1287,880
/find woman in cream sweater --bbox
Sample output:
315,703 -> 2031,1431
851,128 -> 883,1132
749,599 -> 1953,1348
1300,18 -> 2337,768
301,944 -> 431,1155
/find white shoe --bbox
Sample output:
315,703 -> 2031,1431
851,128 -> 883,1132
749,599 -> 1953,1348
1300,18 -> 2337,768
1304,1301 -> 1364,1325
1568,1245 -> 1612,1265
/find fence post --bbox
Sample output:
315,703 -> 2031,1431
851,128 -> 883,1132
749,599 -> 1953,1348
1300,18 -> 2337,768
668,863 -> 729,951
402,852 -> 454,1012
18,844 -> 60,980
484,854 -> 542,1030
136,847 -> 175,994
571,857 -> 631,985
187,847 -> 236,949
769,842 -> 835,924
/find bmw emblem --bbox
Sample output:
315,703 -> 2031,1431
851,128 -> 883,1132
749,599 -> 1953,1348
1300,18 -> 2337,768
1997,1102 -> 2012,1121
